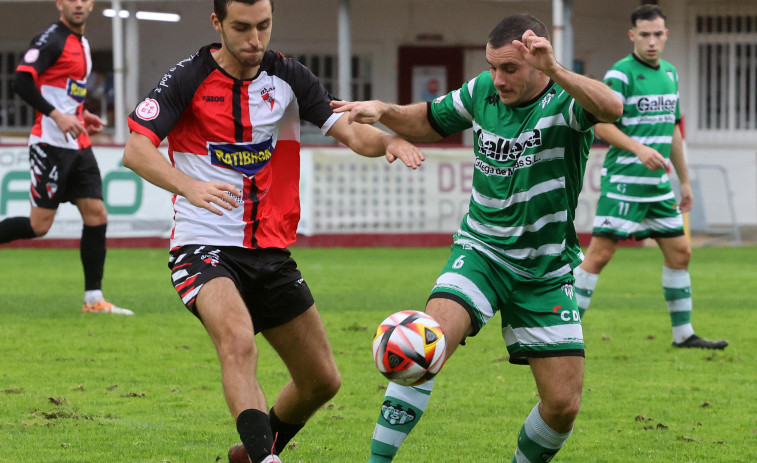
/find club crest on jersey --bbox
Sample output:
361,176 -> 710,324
46,182 -> 57,198
66,78 -> 87,103
540,89 -> 556,108
136,98 -> 160,121
260,86 -> 275,110
201,253 -> 220,267
208,138 -> 274,177
23,48 -> 40,63
561,283 -> 574,300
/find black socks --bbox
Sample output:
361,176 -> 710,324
269,406 -> 304,454
237,409 -> 275,462
0,217 -> 36,244
80,224 -> 106,291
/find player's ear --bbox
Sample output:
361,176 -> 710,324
211,12 -> 222,34
627,28 -> 635,42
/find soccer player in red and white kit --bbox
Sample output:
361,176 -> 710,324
0,0 -> 131,315
122,1 -> 424,462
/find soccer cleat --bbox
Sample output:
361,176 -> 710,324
82,300 -> 134,316
672,334 -> 728,350
228,444 -> 281,463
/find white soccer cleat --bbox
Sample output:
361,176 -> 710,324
82,300 -> 134,315
259,456 -> 282,463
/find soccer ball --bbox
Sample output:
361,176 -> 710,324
372,310 -> 447,386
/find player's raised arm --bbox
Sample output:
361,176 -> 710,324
123,132 -> 241,215
514,30 -> 623,123
331,100 -> 442,142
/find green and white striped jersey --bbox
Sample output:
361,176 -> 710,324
429,71 -> 596,279
601,53 -> 681,202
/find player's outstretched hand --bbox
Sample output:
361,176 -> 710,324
385,136 -> 425,170
331,100 -> 388,125
512,30 -> 558,74
82,109 -> 105,136
637,146 -> 667,171
184,180 -> 242,216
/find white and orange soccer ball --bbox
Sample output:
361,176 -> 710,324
372,310 -> 447,386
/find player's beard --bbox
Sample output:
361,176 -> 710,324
232,48 -> 264,69
62,8 -> 90,28
221,31 -> 266,74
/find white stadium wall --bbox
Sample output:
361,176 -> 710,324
0,144 -> 174,242
1,143 -> 753,247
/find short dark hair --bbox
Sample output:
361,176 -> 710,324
213,0 -> 274,23
631,5 -> 666,27
488,14 -> 550,49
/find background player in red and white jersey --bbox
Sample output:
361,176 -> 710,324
122,1 -> 424,462
0,0 -> 131,315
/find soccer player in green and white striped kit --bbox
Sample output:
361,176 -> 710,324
332,14 -> 622,463
573,5 -> 728,350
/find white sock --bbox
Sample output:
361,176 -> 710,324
662,267 -> 695,343
84,290 -> 104,306
574,267 -> 599,314
513,402 -> 572,462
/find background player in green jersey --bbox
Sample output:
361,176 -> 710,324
573,5 -> 728,350
333,14 -> 622,463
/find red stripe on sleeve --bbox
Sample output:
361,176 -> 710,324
128,118 -> 162,147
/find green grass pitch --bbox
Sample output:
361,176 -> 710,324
0,246 -> 755,462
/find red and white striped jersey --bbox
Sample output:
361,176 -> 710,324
16,21 -> 92,149
128,45 -> 342,250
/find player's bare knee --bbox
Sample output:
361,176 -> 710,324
582,250 -> 613,274
82,210 -> 107,226
30,221 -> 51,237
217,330 -> 257,365
542,395 -> 581,422
665,247 -> 691,269
596,248 -> 616,268
678,246 -> 692,265
322,370 -> 342,400
306,369 -> 341,404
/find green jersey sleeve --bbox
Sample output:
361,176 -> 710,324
671,66 -> 681,121
563,91 -> 599,133
427,75 -> 479,137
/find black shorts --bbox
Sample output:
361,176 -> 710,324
29,143 -> 103,209
168,245 -> 315,333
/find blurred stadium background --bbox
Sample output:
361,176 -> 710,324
0,0 -> 755,248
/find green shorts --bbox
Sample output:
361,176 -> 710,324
429,244 -> 584,365
592,195 -> 684,241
